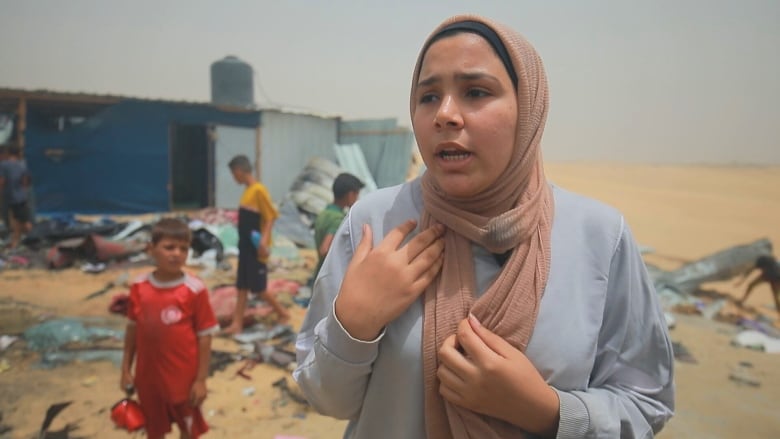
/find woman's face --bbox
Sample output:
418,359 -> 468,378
413,32 -> 518,199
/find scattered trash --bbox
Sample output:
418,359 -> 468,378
269,235 -> 302,268
272,377 -> 308,406
728,362 -> 761,387
671,341 -> 697,364
233,324 -> 294,344
737,316 -> 780,338
80,262 -> 107,274
46,234 -> 147,270
664,312 -> 676,329
209,351 -> 236,376
7,255 -> 30,268
732,330 -> 780,353
0,359 -> 10,373
209,285 -> 273,327
216,224 -> 239,251
190,227 -> 225,263
84,272 -> 129,300
656,287 -> 701,311
189,208 -> 238,227
699,299 -> 727,320
235,359 -> 256,380
127,253 -> 148,263
39,349 -> 124,368
81,376 -> 98,387
38,401 -> 74,438
23,318 -> 123,352
0,335 -> 19,351
242,386 -> 256,397
187,248 -> 220,269
238,343 -> 255,353
109,220 -> 149,241
255,343 -> 297,370
651,238 -> 772,296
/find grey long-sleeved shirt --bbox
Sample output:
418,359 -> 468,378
294,178 -> 674,438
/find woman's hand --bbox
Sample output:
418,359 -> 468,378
335,220 -> 445,340
437,314 -> 560,437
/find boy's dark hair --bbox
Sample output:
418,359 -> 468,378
8,144 -> 21,157
228,155 -> 253,173
332,173 -> 364,200
151,218 -> 192,244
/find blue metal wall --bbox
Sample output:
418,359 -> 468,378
24,100 -> 259,214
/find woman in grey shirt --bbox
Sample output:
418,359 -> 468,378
295,14 -> 674,439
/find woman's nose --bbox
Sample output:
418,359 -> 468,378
434,96 -> 464,129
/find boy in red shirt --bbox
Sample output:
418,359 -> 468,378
120,218 -> 219,439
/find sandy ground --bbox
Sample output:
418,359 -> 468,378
1,163 -> 779,438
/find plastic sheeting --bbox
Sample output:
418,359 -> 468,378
23,318 -> 123,351
334,143 -> 378,193
654,238 -> 773,294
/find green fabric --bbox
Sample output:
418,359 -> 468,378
313,204 -> 346,278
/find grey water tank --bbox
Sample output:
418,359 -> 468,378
210,55 -> 254,107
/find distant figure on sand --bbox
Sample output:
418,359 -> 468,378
736,255 -> 780,313
0,144 -> 33,249
223,154 -> 289,335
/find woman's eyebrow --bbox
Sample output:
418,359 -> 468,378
454,72 -> 500,83
417,71 -> 500,88
417,75 -> 441,88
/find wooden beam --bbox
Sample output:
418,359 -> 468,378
17,98 -> 26,151
0,89 -> 120,105
255,125 -> 263,181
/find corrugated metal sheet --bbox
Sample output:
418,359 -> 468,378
0,87 -> 339,118
259,110 -> 340,201
334,143 -> 378,193
0,87 -> 256,113
339,118 -> 414,188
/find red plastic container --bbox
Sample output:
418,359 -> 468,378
110,398 -> 145,432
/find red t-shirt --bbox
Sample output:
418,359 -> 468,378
128,273 -> 219,403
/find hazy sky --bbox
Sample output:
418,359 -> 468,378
2,0 -> 779,163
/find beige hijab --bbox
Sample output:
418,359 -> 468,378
411,15 -> 554,438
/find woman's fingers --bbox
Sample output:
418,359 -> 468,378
409,251 -> 444,294
403,224 -> 445,262
377,219 -> 418,252
351,223 -> 374,264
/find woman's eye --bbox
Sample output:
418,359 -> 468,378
466,88 -> 490,98
419,92 -> 439,104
